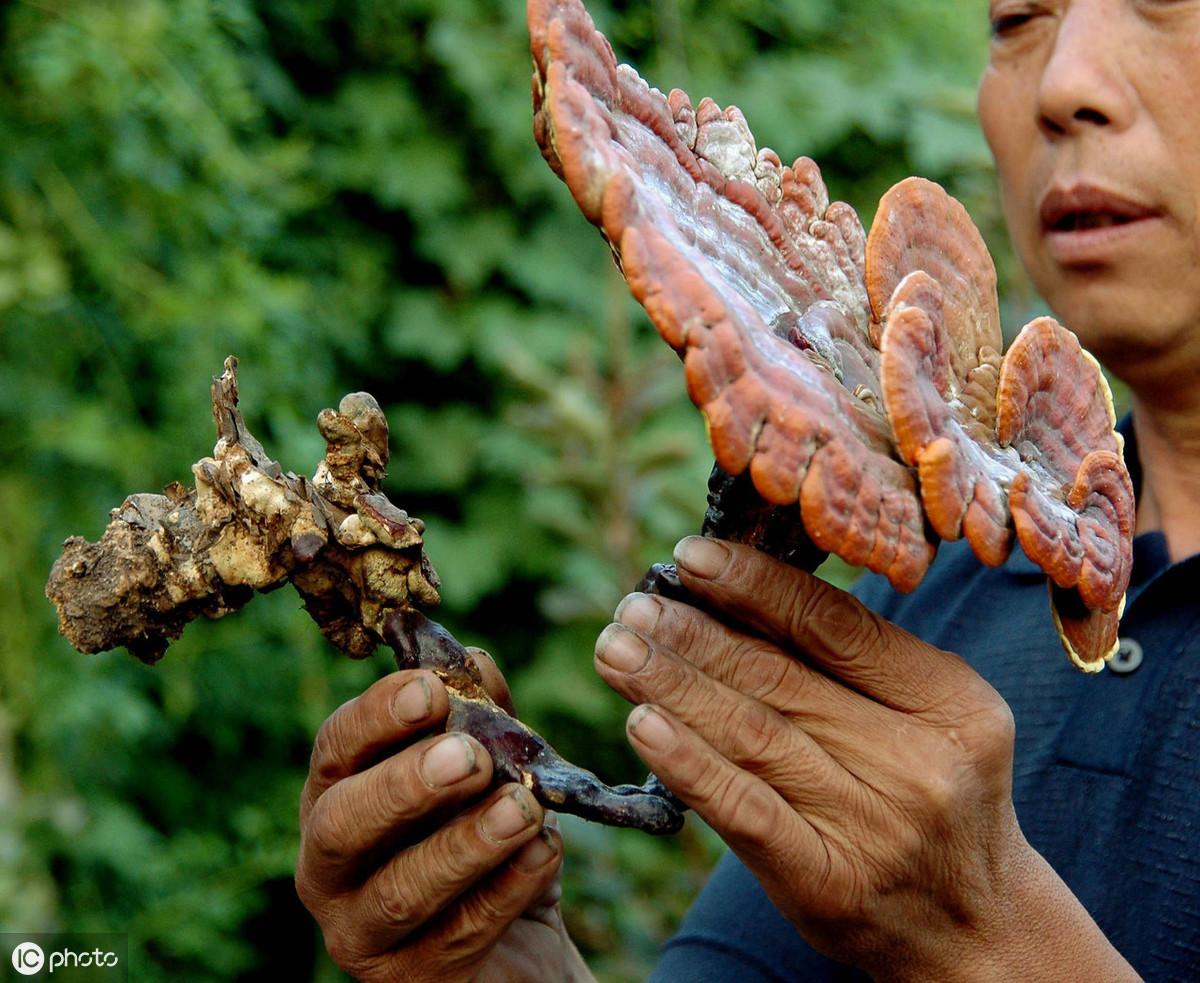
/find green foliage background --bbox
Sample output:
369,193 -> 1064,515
0,1 -> 1008,978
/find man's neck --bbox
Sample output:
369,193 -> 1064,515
1130,392 -> 1200,563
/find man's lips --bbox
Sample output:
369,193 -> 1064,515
1038,185 -> 1163,264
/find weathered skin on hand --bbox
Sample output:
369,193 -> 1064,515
598,539 -> 1141,981
528,0 -> 1134,669
46,357 -> 681,834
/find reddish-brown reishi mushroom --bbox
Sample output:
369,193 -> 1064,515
529,0 -> 1134,670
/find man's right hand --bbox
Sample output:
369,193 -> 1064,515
296,653 -> 590,982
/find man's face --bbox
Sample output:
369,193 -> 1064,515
977,0 -> 1200,370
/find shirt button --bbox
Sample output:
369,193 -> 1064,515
1110,638 -> 1144,675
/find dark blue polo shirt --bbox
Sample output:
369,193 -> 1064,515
653,421 -> 1200,981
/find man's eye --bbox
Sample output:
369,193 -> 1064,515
990,11 -> 1035,36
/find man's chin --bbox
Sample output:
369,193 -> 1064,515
1037,275 -> 1194,368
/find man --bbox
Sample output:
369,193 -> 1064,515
294,1 -> 1200,978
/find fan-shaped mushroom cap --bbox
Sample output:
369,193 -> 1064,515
528,0 -> 1134,669
877,268 -> 1013,566
1000,322 -> 1135,668
530,0 -> 933,590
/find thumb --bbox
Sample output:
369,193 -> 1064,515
466,646 -> 517,716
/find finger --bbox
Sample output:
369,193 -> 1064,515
466,646 -> 516,715
626,705 -> 862,937
671,537 -> 986,714
594,622 -> 848,808
614,591 -> 853,716
392,823 -> 564,980
612,592 -> 897,756
610,595 -> 962,788
299,731 -> 493,892
523,811 -> 564,925
344,783 -> 548,954
302,669 -> 450,822
623,703 -> 826,877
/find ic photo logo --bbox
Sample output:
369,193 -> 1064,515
6,937 -> 124,978
11,942 -> 44,976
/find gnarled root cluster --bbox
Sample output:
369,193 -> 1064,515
46,358 -> 682,835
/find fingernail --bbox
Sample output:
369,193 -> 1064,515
674,536 -> 729,579
513,830 -> 558,872
595,624 -> 651,674
629,705 -> 676,751
392,676 -> 432,724
614,592 -> 660,632
481,788 -> 536,842
420,735 -> 477,788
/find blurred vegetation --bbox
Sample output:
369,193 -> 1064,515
0,0 -> 1005,979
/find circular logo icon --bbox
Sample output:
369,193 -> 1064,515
12,942 -> 45,976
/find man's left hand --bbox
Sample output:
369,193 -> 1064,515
595,536 -> 1035,979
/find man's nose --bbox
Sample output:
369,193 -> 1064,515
1037,1 -> 1135,138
